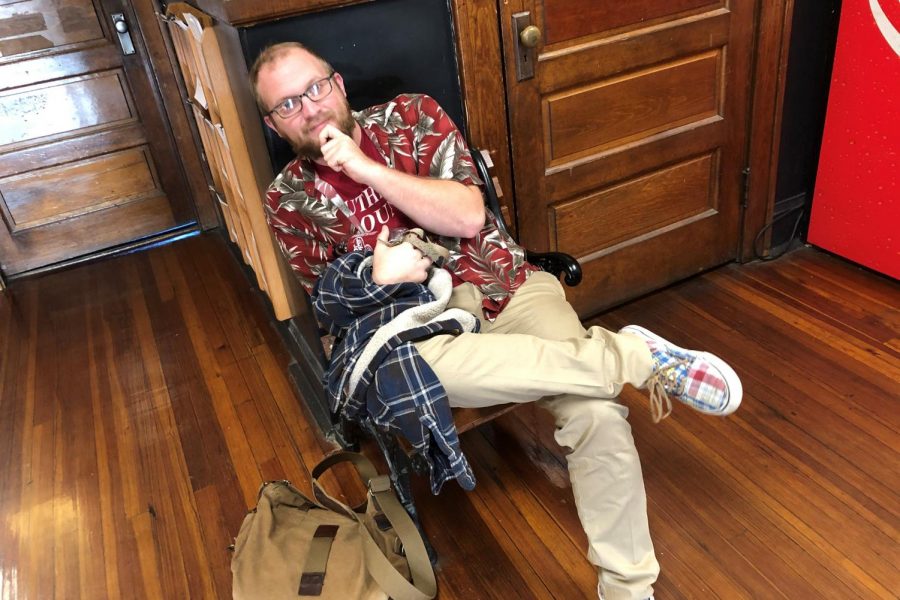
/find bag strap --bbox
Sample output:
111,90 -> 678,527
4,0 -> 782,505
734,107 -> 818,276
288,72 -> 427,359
362,475 -> 437,600
311,450 -> 380,482
310,452 -> 376,517
298,524 -> 339,596
311,452 -> 437,600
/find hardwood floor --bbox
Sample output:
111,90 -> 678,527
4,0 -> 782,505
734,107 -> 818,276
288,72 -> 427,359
1,232 -> 897,599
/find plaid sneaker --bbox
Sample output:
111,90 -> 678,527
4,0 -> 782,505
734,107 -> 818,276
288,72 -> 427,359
619,325 -> 742,422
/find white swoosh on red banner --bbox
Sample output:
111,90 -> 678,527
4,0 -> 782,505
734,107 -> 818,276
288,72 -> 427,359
869,0 -> 900,57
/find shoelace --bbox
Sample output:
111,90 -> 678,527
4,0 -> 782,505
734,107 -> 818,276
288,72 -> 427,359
646,358 -> 691,423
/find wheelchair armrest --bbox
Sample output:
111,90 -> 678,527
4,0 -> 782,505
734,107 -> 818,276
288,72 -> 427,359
470,147 -> 583,287
526,250 -> 583,287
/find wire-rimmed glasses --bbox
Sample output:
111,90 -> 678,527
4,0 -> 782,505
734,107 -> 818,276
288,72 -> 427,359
266,73 -> 335,119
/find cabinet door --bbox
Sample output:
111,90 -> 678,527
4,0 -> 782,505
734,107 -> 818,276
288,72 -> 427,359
501,1 -> 756,316
0,0 -> 197,276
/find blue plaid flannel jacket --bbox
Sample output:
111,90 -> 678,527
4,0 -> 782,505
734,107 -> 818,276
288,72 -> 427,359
313,251 -> 478,493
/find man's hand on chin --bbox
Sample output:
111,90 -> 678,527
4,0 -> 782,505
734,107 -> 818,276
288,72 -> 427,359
318,124 -> 382,184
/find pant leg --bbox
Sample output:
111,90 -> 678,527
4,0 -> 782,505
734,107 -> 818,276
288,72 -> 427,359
414,273 -> 653,407
415,272 -> 658,600
543,397 -> 658,600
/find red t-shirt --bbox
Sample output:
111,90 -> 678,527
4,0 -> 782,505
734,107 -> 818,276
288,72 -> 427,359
313,132 -> 414,254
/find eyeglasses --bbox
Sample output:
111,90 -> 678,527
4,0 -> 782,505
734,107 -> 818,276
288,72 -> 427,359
267,73 -> 335,119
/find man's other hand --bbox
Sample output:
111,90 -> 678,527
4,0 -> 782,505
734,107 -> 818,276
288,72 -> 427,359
319,125 -> 381,184
372,226 -> 432,285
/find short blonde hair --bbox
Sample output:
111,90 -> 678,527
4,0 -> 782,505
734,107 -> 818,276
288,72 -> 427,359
248,42 -> 334,113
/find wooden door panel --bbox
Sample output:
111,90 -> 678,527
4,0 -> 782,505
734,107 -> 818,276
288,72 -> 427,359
0,123 -> 148,175
543,0 -> 719,44
504,1 -> 755,315
1,147 -> 161,232
0,69 -> 136,147
0,0 -> 198,276
0,0 -> 102,55
545,52 -> 720,163
1,44 -> 121,86
564,215 -> 735,310
1,195 -> 176,273
538,11 -> 731,93
544,117 -> 725,202
552,153 -> 718,258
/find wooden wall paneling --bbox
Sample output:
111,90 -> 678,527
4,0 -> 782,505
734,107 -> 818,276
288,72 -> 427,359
741,0 -> 795,260
196,108 -> 249,250
451,0 -> 517,236
165,2 -> 305,320
200,24 -> 306,318
164,14 -> 234,238
165,10 -> 262,285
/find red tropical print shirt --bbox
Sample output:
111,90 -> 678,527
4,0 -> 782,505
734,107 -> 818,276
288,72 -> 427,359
264,93 -> 536,320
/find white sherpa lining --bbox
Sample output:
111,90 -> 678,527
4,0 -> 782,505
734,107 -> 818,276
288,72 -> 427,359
347,258 -> 478,396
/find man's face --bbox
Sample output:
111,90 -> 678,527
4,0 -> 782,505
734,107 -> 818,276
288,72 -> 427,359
256,48 -> 356,159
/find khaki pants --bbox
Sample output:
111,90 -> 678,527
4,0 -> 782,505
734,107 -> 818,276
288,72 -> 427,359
414,272 -> 658,600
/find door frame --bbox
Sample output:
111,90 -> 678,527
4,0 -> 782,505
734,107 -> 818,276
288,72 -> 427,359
119,0 -> 220,230
452,0 -> 797,261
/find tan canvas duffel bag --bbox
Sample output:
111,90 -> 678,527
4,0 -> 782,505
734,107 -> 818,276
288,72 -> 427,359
231,452 -> 437,600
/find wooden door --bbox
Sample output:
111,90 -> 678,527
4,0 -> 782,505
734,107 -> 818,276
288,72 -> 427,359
0,0 -> 198,277
501,1 -> 756,316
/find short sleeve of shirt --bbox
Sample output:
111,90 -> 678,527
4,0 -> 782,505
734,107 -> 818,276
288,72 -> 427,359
362,94 -> 482,189
415,95 -> 481,187
263,163 -> 346,294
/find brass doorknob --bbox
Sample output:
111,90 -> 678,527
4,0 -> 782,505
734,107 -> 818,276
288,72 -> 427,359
519,25 -> 542,48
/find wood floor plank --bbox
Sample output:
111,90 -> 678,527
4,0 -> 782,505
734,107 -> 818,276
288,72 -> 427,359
652,275 -> 898,448
633,405 -> 859,599
719,268 -> 900,384
465,428 -> 595,596
739,260 -> 900,347
599,288 -> 899,595
1,236 -> 897,598
641,284 -> 900,521
635,393 -> 894,598
792,249 -> 900,308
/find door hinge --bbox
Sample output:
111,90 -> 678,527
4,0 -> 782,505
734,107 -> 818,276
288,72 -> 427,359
741,166 -> 751,209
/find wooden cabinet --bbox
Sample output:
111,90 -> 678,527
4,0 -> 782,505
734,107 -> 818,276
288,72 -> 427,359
163,3 -> 304,320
